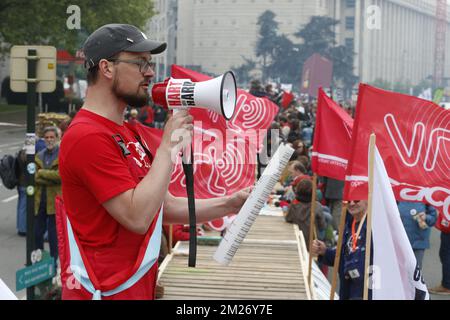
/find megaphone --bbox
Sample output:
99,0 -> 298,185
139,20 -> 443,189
150,71 -> 237,120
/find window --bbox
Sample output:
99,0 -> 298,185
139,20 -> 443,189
346,0 -> 356,8
345,38 -> 354,51
345,16 -> 355,30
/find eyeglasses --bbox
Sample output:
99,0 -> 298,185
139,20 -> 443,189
107,58 -> 154,74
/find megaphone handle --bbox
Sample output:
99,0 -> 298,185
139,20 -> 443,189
173,108 -> 197,267
182,158 -> 197,268
172,108 -> 192,163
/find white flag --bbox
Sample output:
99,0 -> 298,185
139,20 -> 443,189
370,147 -> 429,300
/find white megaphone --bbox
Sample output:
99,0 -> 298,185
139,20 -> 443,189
150,71 -> 237,120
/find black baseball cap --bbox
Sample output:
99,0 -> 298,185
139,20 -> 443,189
82,23 -> 167,69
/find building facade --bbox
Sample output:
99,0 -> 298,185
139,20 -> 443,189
150,0 -> 450,88
174,0 -> 330,76
331,0 -> 450,86
147,0 -> 179,81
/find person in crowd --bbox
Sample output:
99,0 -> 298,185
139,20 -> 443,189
291,139 -> 308,160
249,79 -> 267,98
398,201 -> 437,269
311,199 -> 372,300
15,147 -> 27,236
128,108 -> 139,126
324,177 -> 345,231
285,179 -> 326,246
279,116 -> 291,141
153,104 -> 167,129
287,119 -> 302,143
34,126 -> 61,262
429,220 -> 450,295
138,104 -> 154,127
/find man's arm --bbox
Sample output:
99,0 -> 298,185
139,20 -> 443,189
36,168 -> 61,183
163,187 -> 251,225
103,111 -> 193,235
103,146 -> 173,234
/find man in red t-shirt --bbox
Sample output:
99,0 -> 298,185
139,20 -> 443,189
59,24 -> 250,300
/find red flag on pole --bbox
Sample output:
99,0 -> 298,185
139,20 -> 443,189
162,65 -> 278,230
281,91 -> 294,109
344,84 -> 450,230
311,88 -> 353,180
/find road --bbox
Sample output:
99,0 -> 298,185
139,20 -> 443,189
0,113 -> 28,299
0,110 -> 448,300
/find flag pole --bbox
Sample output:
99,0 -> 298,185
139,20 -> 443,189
308,173 -> 318,288
329,201 -> 348,300
363,133 -> 376,300
168,224 -> 173,254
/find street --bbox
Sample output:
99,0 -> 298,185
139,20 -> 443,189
0,113 -> 27,299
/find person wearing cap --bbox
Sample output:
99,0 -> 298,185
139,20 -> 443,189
59,24 -> 250,300
311,200 -> 372,300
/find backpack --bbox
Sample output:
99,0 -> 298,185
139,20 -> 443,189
0,154 -> 18,189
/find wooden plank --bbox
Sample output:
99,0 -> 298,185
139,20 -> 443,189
294,224 -> 313,300
158,215 -> 310,300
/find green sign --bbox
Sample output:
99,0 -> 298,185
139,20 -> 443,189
16,258 -> 55,291
433,88 -> 444,104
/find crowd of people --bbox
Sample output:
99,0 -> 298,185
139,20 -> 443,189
247,78 -> 449,299
4,23 -> 448,300
8,72 -> 449,300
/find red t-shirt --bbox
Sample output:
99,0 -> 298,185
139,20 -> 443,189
59,109 -> 160,300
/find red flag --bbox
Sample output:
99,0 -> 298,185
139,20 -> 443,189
344,84 -> 450,228
281,91 -> 294,109
311,88 -> 353,180
168,65 -> 279,230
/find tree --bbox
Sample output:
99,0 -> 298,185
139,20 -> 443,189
294,16 -> 358,97
0,0 -> 154,57
330,45 -> 359,98
232,57 -> 256,87
370,78 -> 392,91
267,36 -> 301,84
294,16 -> 338,58
255,10 -> 281,82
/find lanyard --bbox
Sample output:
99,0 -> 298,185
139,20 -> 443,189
351,213 -> 366,252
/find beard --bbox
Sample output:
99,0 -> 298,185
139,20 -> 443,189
112,75 -> 149,108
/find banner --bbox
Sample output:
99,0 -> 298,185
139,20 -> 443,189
344,84 -> 450,223
167,65 -> 279,230
300,54 -> 333,98
311,88 -> 353,180
281,91 -> 294,109
371,147 -> 429,300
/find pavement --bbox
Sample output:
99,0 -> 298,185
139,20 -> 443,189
0,107 -> 448,300
0,109 -> 28,299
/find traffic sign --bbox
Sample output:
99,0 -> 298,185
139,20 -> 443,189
16,258 -> 55,291
10,45 -> 56,93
